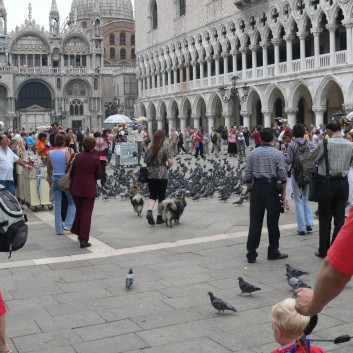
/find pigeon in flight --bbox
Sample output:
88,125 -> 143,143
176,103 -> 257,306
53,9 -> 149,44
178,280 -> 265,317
285,264 -> 309,278
125,269 -> 134,289
207,292 -> 237,313
238,277 -> 261,295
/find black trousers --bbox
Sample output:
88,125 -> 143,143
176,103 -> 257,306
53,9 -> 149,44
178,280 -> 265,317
178,142 -> 186,153
318,176 -> 348,256
195,142 -> 204,158
247,181 -> 281,260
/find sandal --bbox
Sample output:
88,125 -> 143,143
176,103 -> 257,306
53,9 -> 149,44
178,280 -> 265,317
0,344 -> 12,353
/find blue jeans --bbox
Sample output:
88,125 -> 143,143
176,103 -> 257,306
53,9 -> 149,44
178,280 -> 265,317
291,178 -> 313,232
0,180 -> 15,195
52,176 -> 76,234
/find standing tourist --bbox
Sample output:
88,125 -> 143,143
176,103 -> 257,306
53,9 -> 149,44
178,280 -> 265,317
66,128 -> 78,153
202,129 -> 209,156
227,127 -> 238,157
49,122 -> 60,149
210,127 -> 221,157
132,125 -> 146,165
236,126 -> 246,157
243,127 -> 250,147
76,128 -> 84,152
177,129 -> 187,154
286,124 -> 314,235
0,133 -> 32,195
93,132 -> 108,186
244,128 -> 288,263
345,132 -> 353,206
47,134 -> 76,235
168,127 -> 179,157
144,130 -> 173,225
70,137 -> 102,248
307,120 -> 353,258
193,129 -> 205,159
35,132 -> 50,164
251,126 -> 262,148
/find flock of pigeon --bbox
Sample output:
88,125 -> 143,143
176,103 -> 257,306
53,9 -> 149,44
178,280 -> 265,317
98,154 -> 248,205
207,264 -> 310,313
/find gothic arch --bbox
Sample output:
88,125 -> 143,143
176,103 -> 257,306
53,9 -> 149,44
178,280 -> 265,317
193,94 -> 206,116
263,83 -> 287,111
245,86 -> 263,112
288,79 -> 312,108
147,101 -> 157,119
315,75 -> 344,107
15,78 -> 54,98
206,91 -> 222,115
180,96 -> 192,117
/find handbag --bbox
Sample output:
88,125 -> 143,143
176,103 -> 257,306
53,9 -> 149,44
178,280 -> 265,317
309,139 -> 331,202
58,153 -> 77,192
138,167 -> 149,183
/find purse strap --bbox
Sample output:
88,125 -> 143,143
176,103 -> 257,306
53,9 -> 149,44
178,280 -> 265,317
323,139 -> 330,177
68,153 -> 77,173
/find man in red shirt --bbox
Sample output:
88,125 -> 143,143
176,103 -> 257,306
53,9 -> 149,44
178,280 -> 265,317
251,126 -> 262,147
295,207 -> 353,316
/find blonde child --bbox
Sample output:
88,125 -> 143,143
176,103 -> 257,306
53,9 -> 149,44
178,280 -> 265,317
269,298 -> 325,353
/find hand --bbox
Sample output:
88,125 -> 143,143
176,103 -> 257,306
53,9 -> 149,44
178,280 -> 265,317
295,288 -> 316,316
25,165 -> 33,171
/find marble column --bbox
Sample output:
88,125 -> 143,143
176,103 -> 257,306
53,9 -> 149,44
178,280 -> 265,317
138,78 -> 142,97
179,64 -> 184,87
224,114 -> 231,131
232,50 -> 238,75
215,55 -> 220,84
192,61 -> 197,87
223,52 -> 228,81
241,111 -> 250,128
199,59 -> 204,82
284,35 -> 293,73
192,115 -> 200,130
179,116 -> 186,134
207,115 -> 215,131
272,39 -> 280,76
250,44 -> 258,78
312,106 -> 325,127
173,67 -> 178,91
297,31 -> 306,71
284,108 -> 298,128
240,47 -> 247,80
167,68 -> 172,87
207,57 -> 212,86
260,42 -> 268,78
148,119 -> 153,137
327,24 -> 337,67
345,22 -> 353,64
157,118 -> 163,130
262,109 -> 272,128
311,28 -> 322,68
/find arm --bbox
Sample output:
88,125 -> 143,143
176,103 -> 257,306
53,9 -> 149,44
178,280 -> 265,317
295,259 -> 352,316
309,140 -> 324,163
167,158 -> 173,170
15,158 -> 32,171
47,154 -> 52,186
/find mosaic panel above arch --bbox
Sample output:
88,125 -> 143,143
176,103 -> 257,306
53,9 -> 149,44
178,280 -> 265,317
63,36 -> 89,54
65,80 -> 89,97
13,35 -> 48,52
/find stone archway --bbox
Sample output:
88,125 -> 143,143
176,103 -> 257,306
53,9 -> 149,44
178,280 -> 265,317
245,88 -> 262,129
194,95 -> 206,130
207,93 -> 223,129
170,100 -> 179,133
289,82 -> 314,126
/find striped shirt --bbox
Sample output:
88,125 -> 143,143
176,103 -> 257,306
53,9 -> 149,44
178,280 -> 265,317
245,144 -> 287,184
309,135 -> 353,177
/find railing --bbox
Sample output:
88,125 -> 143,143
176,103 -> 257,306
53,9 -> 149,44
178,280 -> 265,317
0,66 -> 115,75
279,62 -> 287,74
292,59 -> 300,72
256,67 -> 263,78
336,50 -> 346,65
246,69 -> 253,80
267,64 -> 274,76
305,57 -> 315,70
211,76 -> 217,85
319,53 -> 330,68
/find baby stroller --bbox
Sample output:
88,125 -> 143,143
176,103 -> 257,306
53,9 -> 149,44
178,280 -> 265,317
285,315 -> 353,352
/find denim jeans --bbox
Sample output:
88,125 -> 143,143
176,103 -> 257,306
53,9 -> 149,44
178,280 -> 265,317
291,178 -> 313,232
52,175 -> 76,234
0,180 -> 15,195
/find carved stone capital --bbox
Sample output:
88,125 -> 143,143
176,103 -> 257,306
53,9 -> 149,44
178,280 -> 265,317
283,34 -> 295,42
310,27 -> 322,36
312,106 -> 326,114
326,24 -> 338,33
284,107 -> 299,115
260,41 -> 270,49
239,47 -> 248,54
249,44 -> 259,52
261,109 -> 271,115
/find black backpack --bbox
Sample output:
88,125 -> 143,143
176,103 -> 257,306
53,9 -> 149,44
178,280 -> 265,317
211,133 -> 218,144
0,186 -> 28,258
293,141 -> 317,186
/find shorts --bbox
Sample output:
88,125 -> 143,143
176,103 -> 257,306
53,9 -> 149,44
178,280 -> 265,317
0,292 -> 6,315
148,179 -> 168,202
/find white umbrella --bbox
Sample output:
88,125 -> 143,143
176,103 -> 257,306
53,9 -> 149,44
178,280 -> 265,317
103,114 -> 133,124
346,111 -> 353,119
133,117 -> 148,123
0,121 -> 4,126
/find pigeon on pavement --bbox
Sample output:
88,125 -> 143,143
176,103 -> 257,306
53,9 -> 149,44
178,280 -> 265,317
285,264 -> 309,278
207,292 -> 237,313
125,269 -> 134,289
238,277 -> 261,295
286,273 -> 311,289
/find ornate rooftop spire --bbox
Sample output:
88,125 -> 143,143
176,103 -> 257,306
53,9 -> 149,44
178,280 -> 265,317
50,0 -> 59,16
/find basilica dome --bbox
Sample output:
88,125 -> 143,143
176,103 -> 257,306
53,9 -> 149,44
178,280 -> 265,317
70,0 -> 133,20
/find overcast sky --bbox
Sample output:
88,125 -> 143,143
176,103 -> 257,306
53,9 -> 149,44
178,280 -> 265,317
4,0 -> 135,32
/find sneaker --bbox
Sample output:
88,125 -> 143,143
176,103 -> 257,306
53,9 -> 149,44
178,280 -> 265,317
297,231 -> 306,236
306,226 -> 312,233
146,210 -> 155,225
156,215 -> 165,224
64,227 -> 71,231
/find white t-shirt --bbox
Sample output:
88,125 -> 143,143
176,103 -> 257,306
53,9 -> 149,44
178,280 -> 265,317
0,147 -> 19,180
133,130 -> 146,142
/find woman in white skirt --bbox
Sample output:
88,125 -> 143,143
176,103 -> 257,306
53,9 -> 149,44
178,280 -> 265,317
275,129 -> 294,212
345,132 -> 353,206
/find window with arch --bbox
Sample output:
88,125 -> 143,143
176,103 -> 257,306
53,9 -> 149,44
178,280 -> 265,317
131,48 -> 136,59
120,48 -> 126,60
151,1 -> 158,30
70,99 -> 84,116
110,47 -> 116,59
131,34 -> 135,46
180,0 -> 186,16
120,32 -> 126,46
94,78 -> 99,90
109,34 -> 115,45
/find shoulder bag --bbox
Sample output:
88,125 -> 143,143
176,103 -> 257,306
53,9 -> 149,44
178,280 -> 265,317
309,139 -> 332,203
58,153 -> 77,192
138,151 -> 154,183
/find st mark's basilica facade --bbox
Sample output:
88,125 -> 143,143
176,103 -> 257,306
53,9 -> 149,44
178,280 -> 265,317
0,0 -> 137,131
135,0 -> 353,133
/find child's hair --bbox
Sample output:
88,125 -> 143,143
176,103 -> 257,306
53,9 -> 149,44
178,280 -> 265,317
269,298 -> 310,335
